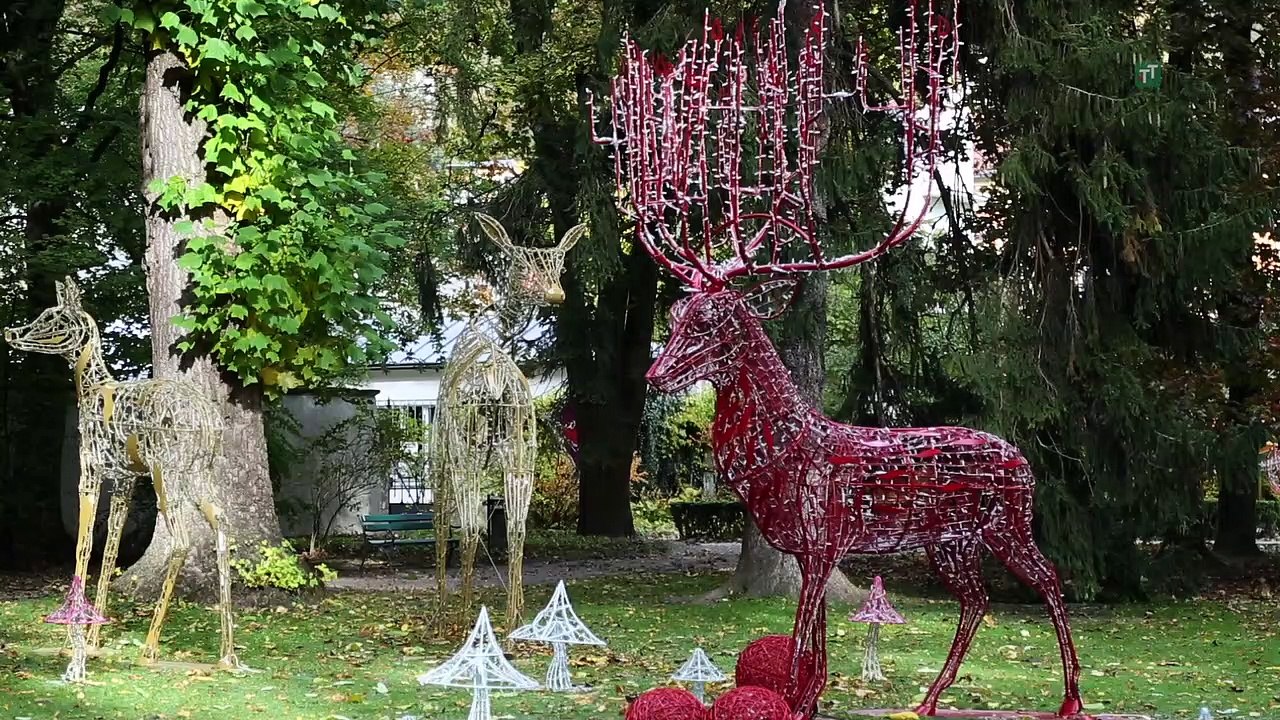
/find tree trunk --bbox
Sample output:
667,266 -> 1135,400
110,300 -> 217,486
116,49 -> 282,602
1212,2 -> 1265,557
712,274 -> 860,605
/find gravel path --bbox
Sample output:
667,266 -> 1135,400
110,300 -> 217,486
327,541 -> 740,592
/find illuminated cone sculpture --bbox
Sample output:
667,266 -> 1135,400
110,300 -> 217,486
45,575 -> 109,683
849,576 -> 906,682
671,647 -> 727,703
418,606 -> 539,720
508,581 -> 605,692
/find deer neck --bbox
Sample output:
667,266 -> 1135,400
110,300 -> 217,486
69,330 -> 114,398
708,318 -> 812,486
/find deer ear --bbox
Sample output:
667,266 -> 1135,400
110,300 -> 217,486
60,277 -> 83,309
473,212 -> 514,253
557,223 -> 588,252
54,280 -> 66,304
742,277 -> 801,320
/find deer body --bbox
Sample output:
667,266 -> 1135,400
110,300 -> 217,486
5,279 -> 240,680
650,291 -> 1082,718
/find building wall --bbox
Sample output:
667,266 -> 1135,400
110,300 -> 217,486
275,390 -> 388,538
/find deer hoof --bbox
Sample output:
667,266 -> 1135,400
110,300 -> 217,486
1057,696 -> 1085,717
913,701 -> 938,717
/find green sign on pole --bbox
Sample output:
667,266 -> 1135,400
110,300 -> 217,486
1135,60 -> 1162,89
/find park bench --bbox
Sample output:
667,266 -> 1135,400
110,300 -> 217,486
358,511 -> 457,569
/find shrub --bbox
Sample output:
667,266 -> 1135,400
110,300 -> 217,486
232,541 -> 337,591
669,499 -> 744,541
530,453 -> 580,530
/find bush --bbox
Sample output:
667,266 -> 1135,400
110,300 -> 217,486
530,453 -> 580,530
1201,498 -> 1280,537
670,500 -> 744,541
232,541 -> 337,591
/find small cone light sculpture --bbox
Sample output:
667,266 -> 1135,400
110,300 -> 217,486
418,606 -> 539,720
45,576 -> 110,682
508,581 -> 605,692
850,576 -> 906,682
671,647 -> 727,703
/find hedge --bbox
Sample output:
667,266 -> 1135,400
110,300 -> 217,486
670,500 -> 745,541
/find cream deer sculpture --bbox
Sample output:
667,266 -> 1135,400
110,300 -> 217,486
432,214 -> 584,630
5,278 -> 240,680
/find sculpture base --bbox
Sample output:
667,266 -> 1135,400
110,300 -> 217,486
838,710 -> 1152,720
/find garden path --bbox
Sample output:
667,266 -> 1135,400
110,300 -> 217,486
327,541 -> 741,592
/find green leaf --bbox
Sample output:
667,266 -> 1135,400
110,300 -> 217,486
176,25 -> 199,47
201,37 -> 235,62
221,82 -> 245,103
159,11 -> 180,28
234,0 -> 267,17
234,24 -> 258,42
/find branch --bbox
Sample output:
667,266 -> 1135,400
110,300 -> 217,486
62,22 -> 125,150
51,36 -> 110,81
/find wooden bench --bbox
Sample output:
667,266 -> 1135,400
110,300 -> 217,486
358,512 -> 457,569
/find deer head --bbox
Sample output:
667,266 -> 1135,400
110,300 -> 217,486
5,278 -> 96,357
473,213 -> 586,308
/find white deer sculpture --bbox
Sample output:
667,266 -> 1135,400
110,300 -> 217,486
432,214 -> 584,629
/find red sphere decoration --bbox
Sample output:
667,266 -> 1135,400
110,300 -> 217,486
626,687 -> 708,720
711,686 -> 793,720
735,635 -> 811,700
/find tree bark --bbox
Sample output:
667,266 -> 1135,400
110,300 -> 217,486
1212,0 -> 1265,557
116,49 -> 282,602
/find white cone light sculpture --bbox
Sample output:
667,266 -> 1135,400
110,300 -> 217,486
418,606 -> 539,720
508,581 -> 605,692
671,647 -> 727,703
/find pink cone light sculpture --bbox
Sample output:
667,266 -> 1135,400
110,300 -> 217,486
849,576 -> 906,681
45,575 -> 110,683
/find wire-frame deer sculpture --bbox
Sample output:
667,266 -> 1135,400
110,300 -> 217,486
4,278 -> 242,680
589,1 -> 1085,717
1263,443 -> 1279,497
432,214 -> 585,630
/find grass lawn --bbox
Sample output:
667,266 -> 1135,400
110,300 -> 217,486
1,572 -> 1277,720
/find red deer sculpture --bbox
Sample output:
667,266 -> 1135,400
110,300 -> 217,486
590,1 -> 1085,718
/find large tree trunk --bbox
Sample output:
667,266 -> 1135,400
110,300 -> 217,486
565,226 -> 656,538
116,49 -> 282,601
1212,2 -> 1265,557
712,274 -> 860,605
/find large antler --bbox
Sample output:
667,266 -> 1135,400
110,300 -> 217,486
589,0 -> 957,288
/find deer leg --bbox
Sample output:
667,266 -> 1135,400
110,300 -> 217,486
916,539 -> 987,716
141,471 -> 189,664
198,500 -> 243,670
985,525 -> 1084,717
787,557 -> 834,719
88,479 -> 135,649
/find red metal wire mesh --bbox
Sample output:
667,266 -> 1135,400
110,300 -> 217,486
711,686 -> 797,720
735,634 -> 812,700
626,687 -> 709,720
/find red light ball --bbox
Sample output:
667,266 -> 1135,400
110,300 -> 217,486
626,687 -> 708,720
710,686 -> 793,720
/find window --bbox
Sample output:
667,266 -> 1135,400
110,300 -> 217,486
380,400 -> 435,510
